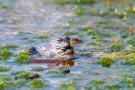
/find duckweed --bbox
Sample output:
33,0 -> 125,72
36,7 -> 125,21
73,6 -> 84,15
33,66 -> 44,71
87,29 -> 96,35
48,69 -> 58,74
15,50 -> 30,63
12,70 -> 30,79
1,3 -> 11,8
59,81 -> 75,90
64,31 -> 77,36
105,84 -> 120,90
97,56 -> 114,67
0,74 -> 11,81
0,49 -> 12,60
79,26 -> 89,31
67,19 -> 75,24
110,43 -> 122,51
0,81 -> 5,90
78,33 -> 84,38
29,78 -> 44,88
127,37 -> 135,46
122,53 -> 135,65
15,79 -> 27,87
35,33 -> 47,39
55,0 -> 95,4
0,44 -> 18,49
0,66 -> 9,71
87,42 -> 97,46
0,18 -> 3,23
91,79 -> 104,85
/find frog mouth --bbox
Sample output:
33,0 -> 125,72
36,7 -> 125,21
63,46 -> 73,49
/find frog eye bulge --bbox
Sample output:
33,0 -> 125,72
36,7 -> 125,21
57,38 -> 62,43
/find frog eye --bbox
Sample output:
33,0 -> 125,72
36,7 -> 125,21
57,38 -> 62,43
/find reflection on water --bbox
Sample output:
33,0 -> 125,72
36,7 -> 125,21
29,56 -> 75,68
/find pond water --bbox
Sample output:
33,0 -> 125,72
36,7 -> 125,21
0,0 -> 135,90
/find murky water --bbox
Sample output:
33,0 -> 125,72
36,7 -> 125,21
0,0 -> 135,90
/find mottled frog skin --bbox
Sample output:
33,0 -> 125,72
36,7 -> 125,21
26,37 -> 74,59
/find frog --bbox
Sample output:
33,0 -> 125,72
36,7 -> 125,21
26,37 -> 74,59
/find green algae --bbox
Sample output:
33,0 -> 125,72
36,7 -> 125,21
97,56 -> 114,67
0,81 -> 5,90
32,66 -> 44,71
29,78 -> 44,88
0,44 -> 18,49
73,6 -> 84,15
15,50 -> 30,63
0,49 -> 12,60
0,66 -> 9,71
55,0 -> 95,5
59,81 -> 76,90
121,53 -> 135,65
1,3 -> 11,8
127,37 -> 135,46
110,43 -> 122,52
35,33 -> 48,39
11,70 -> 30,79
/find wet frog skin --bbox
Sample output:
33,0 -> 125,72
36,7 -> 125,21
26,37 -> 74,59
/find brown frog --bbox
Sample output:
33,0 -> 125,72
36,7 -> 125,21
26,37 -> 74,59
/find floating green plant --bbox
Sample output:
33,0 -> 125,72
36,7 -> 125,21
55,0 -> 95,4
121,53 -> 135,65
91,35 -> 98,39
97,56 -> 114,67
0,81 -> 5,90
29,78 -> 44,88
35,33 -> 47,39
127,37 -> 135,46
87,79 -> 104,90
59,81 -> 75,90
79,33 -> 84,38
0,49 -> 12,60
87,42 -> 97,46
105,84 -> 120,90
0,18 -> 3,23
64,30 -> 77,36
110,43 -> 122,51
12,70 -> 30,79
1,3 -> 11,8
79,26 -> 90,31
0,74 -> 11,81
15,50 -> 30,63
0,44 -> 18,49
91,79 -> 104,85
15,79 -> 27,87
0,66 -> 9,71
87,29 -> 96,35
33,66 -> 44,71
67,19 -> 75,24
48,69 -> 59,74
73,6 -> 84,15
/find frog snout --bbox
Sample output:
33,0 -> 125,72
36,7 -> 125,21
64,42 -> 70,47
